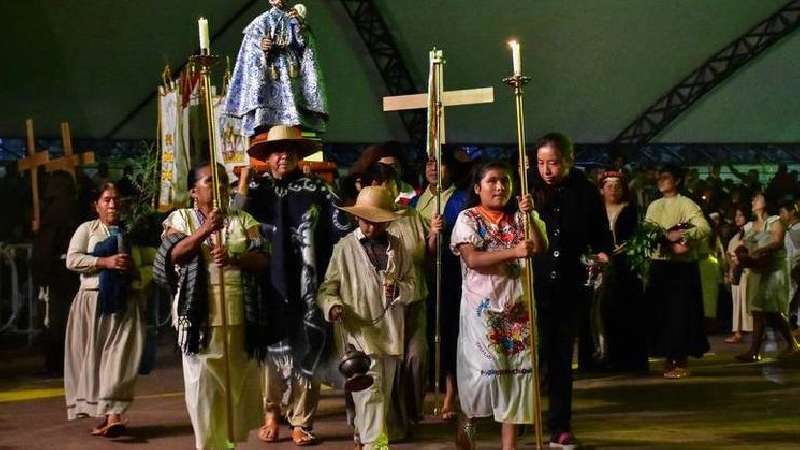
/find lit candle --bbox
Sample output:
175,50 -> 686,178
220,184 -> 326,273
508,39 -> 521,76
198,17 -> 210,52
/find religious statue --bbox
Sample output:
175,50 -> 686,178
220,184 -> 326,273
224,0 -> 328,137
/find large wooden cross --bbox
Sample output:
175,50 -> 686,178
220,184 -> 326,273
46,122 -> 95,176
383,48 -> 494,152
383,48 -> 494,415
17,119 -> 50,232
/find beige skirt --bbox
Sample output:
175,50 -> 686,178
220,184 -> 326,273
64,289 -> 144,420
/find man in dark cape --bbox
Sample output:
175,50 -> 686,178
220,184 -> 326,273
244,125 -> 352,445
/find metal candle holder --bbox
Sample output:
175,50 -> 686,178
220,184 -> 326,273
503,71 -> 544,450
190,49 -> 235,444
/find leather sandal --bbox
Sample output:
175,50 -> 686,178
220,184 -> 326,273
292,427 -> 319,446
90,417 -> 109,436
91,417 -> 127,438
102,421 -> 127,438
257,414 -> 281,443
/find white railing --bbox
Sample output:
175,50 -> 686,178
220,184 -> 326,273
0,242 -> 37,345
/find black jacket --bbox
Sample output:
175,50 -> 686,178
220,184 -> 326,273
529,168 -> 612,298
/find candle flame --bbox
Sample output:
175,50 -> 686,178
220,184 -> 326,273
508,39 -> 518,47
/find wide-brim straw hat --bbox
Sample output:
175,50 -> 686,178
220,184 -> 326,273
248,125 -> 322,159
336,186 -> 401,223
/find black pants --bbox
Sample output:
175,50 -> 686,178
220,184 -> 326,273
535,284 -> 580,434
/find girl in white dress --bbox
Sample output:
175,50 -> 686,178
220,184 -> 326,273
725,206 -> 752,343
450,162 -> 547,450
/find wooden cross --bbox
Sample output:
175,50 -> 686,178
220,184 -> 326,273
383,48 -> 494,152
17,119 -> 50,232
45,122 -> 95,176
383,48 -> 494,415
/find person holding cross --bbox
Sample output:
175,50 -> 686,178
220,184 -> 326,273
244,125 -> 352,446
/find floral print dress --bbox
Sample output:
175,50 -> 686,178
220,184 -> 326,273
450,207 -> 543,423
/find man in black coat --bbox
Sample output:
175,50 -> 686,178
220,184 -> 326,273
528,133 -> 612,449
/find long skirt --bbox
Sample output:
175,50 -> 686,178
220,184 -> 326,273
601,260 -> 648,372
646,261 -> 710,359
182,325 -> 263,450
748,263 -> 790,314
64,289 -> 144,420
731,275 -> 753,332
457,300 -> 533,424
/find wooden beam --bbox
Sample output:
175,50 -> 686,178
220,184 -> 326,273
383,87 -> 494,111
16,119 -> 49,232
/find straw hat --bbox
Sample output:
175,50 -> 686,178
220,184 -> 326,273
336,186 -> 401,223
248,125 -> 322,159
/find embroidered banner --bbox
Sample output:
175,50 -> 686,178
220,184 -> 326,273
213,94 -> 249,183
158,86 -> 190,210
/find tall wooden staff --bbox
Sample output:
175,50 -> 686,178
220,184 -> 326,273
192,17 -> 235,445
503,40 -> 544,450
427,48 -> 445,415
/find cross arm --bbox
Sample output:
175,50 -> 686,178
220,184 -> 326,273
383,87 -> 494,111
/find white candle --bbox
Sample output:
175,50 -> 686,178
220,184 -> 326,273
509,39 -> 521,76
198,17 -> 210,52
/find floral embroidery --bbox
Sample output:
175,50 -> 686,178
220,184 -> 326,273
485,302 -> 530,356
475,298 -> 490,317
480,368 -> 533,376
465,209 -> 522,250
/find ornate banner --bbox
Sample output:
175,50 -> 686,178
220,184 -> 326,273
158,86 -> 190,210
214,95 -> 249,183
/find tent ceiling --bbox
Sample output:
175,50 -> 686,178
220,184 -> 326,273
0,0 -> 796,144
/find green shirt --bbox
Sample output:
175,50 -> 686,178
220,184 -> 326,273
414,184 -> 456,225
644,194 -> 711,261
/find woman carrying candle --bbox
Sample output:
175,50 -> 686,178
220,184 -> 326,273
156,163 -> 273,449
451,161 -> 547,450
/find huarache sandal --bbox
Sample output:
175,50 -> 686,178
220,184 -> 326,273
292,427 -> 319,446
91,418 -> 127,438
257,416 -> 280,443
102,420 -> 127,438
90,417 -> 109,436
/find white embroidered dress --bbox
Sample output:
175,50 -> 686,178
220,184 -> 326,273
450,207 -> 546,423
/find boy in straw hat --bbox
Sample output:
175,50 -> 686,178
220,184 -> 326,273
317,186 -> 416,450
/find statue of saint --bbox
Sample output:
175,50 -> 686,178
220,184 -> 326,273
224,0 -> 328,136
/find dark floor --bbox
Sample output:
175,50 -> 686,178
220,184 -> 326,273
0,332 -> 798,449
